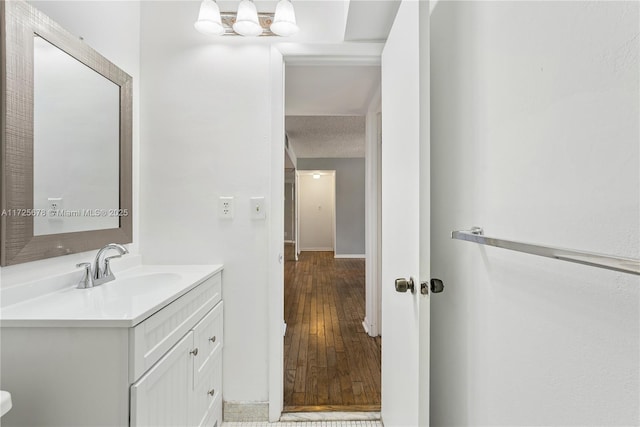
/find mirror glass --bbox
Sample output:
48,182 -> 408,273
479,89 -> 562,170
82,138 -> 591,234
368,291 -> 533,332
32,35 -> 120,236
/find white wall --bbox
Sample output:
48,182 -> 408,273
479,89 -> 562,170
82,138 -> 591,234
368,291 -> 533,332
430,1 -> 639,426
1,1 -> 141,288
139,2 -> 274,403
298,172 -> 335,251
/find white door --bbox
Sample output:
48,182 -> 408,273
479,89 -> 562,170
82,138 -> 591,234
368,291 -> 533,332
381,1 -> 430,426
130,332 -> 194,427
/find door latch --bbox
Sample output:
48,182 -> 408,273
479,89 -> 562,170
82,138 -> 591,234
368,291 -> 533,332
421,278 -> 445,295
420,281 -> 429,295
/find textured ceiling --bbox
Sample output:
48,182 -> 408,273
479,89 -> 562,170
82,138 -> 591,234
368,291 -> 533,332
286,116 -> 365,158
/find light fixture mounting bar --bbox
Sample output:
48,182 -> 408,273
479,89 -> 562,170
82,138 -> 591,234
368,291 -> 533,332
220,12 -> 276,36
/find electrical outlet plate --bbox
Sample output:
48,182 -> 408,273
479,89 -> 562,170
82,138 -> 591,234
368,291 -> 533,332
250,197 -> 266,220
219,196 -> 234,219
48,197 -> 63,211
48,197 -> 63,220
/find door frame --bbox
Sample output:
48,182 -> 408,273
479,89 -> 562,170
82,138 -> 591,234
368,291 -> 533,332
364,89 -> 382,338
268,43 -> 384,421
295,169 -> 299,260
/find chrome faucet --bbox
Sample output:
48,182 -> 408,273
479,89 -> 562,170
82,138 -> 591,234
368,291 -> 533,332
75,243 -> 129,288
93,243 -> 129,286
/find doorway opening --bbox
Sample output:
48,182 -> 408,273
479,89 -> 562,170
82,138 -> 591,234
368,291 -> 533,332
281,62 -> 382,413
297,170 -> 335,255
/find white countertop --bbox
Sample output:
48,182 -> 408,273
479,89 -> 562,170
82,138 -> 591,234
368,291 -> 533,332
0,264 -> 223,328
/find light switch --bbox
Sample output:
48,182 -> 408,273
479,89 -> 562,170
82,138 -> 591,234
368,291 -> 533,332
250,197 -> 266,220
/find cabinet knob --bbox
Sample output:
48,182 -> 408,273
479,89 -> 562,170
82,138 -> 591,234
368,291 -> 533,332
209,336 -> 216,343
190,348 -> 198,356
208,389 -> 215,396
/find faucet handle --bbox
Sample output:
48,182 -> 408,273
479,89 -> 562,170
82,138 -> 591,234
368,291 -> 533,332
103,255 -> 122,277
76,263 -> 94,289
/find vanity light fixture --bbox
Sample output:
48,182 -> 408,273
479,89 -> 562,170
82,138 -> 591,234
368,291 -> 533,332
313,173 -> 321,179
271,0 -> 299,36
194,0 -> 299,37
194,0 -> 225,35
233,0 -> 263,36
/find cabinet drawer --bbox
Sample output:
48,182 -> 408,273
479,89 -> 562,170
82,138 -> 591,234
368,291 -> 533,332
193,301 -> 224,379
191,349 -> 222,427
129,273 -> 222,382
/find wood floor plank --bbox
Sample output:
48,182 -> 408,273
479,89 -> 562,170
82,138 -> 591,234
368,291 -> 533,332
283,404 -> 381,413
336,350 -> 355,405
326,346 -> 342,405
283,251 -> 381,409
284,369 -> 296,404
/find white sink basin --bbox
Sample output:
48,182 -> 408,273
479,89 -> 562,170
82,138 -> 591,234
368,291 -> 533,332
0,390 -> 12,417
0,265 -> 223,327
98,272 -> 183,297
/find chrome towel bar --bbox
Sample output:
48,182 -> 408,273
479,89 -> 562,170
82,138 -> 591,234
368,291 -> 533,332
452,227 -> 640,276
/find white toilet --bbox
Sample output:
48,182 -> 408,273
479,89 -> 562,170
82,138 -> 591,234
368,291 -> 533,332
0,390 -> 12,417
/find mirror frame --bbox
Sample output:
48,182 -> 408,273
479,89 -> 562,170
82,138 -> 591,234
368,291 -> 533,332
1,1 -> 132,266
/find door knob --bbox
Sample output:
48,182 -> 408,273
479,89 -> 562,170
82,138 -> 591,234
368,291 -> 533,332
430,278 -> 444,293
395,277 -> 415,293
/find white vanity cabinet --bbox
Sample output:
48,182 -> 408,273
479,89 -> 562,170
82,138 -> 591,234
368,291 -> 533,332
0,265 -> 223,427
131,300 -> 224,427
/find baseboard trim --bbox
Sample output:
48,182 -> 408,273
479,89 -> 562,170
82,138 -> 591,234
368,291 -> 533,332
334,254 -> 366,259
362,319 -> 370,335
223,401 -> 269,422
284,240 -> 295,244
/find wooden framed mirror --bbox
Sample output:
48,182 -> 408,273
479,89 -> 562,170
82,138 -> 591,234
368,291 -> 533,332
1,0 -> 132,266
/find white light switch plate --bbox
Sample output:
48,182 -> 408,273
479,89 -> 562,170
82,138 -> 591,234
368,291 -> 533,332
250,197 -> 266,220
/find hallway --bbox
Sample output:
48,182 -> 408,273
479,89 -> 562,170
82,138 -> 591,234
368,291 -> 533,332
283,251 -> 381,411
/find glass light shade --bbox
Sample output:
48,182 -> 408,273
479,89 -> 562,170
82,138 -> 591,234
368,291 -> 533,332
233,0 -> 263,37
271,0 -> 299,37
194,0 -> 224,36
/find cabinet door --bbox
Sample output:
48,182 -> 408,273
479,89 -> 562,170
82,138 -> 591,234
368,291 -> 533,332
193,302 -> 224,379
131,332 -> 194,427
190,350 -> 222,427
191,303 -> 223,427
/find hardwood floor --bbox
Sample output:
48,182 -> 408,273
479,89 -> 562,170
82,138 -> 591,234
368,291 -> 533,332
283,250 -> 381,412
